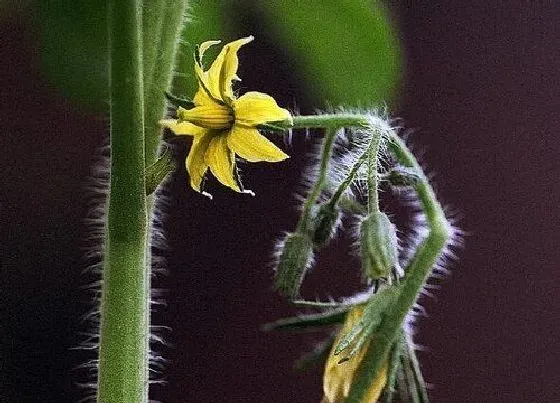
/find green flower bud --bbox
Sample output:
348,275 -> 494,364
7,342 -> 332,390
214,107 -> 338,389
274,232 -> 314,299
360,212 -> 400,280
386,166 -> 422,187
311,203 -> 341,248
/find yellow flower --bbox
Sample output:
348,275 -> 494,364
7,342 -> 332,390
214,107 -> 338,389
161,36 -> 292,193
323,306 -> 388,403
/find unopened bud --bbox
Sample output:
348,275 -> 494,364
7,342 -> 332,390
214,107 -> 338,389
274,232 -> 314,299
311,203 -> 341,247
386,166 -> 422,187
360,212 -> 400,280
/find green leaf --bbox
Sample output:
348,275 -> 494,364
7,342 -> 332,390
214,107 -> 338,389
171,0 -> 227,97
256,0 -> 401,107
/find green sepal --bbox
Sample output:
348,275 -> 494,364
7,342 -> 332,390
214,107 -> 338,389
262,308 -> 347,332
382,331 -> 405,403
334,286 -> 401,360
402,333 -> 429,403
164,91 -> 195,110
291,300 -> 351,308
145,148 -> 175,195
334,321 -> 366,356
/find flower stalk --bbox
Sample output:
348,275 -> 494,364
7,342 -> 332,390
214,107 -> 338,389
296,127 -> 338,233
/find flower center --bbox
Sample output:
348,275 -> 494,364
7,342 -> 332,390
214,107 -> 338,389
179,104 -> 234,130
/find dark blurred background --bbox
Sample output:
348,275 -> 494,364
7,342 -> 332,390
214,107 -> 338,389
1,1 -> 559,402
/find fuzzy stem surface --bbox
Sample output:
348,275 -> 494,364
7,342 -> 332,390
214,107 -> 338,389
366,130 -> 381,213
292,114 -> 369,129
97,1 -> 149,402
296,127 -> 337,232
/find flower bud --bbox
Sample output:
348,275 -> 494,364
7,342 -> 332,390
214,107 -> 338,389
311,203 -> 341,248
360,212 -> 400,280
386,166 -> 422,187
274,232 -> 314,299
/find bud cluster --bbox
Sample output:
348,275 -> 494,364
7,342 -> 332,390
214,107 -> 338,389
268,112 -> 453,402
273,115 -> 412,299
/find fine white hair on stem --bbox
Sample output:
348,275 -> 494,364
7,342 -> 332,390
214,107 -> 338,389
76,139 -> 173,400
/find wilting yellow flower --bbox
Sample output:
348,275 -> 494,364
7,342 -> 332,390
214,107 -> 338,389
323,306 -> 388,403
161,36 -> 292,193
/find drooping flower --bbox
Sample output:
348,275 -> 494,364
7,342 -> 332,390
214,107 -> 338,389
161,36 -> 292,193
322,306 -> 388,403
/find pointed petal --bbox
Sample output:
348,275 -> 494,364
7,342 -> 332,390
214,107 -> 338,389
233,91 -> 293,127
160,119 -> 208,137
207,36 -> 254,103
194,40 -> 223,102
205,134 -> 240,192
227,125 -> 289,163
193,83 -> 217,106
199,40 -> 221,57
186,134 -> 212,192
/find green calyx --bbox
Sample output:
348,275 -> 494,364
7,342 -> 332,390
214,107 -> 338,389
360,211 -> 400,280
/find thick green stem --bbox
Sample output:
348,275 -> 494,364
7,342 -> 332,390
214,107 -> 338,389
144,0 -> 188,166
346,133 -> 450,402
98,1 -> 148,402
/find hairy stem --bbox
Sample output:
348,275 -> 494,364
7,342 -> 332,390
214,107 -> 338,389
142,0 -> 166,96
292,114 -> 368,129
327,149 -> 368,207
346,132 -> 449,402
98,0 -> 148,402
366,130 -> 381,213
144,0 -> 188,166
296,127 -> 337,232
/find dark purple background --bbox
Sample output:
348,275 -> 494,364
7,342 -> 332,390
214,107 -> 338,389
1,2 -> 559,402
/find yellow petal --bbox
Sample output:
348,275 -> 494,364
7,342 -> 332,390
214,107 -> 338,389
206,36 -> 254,103
179,104 -> 233,130
159,119 -> 208,137
193,83 -> 218,106
227,125 -> 289,163
194,40 -> 223,103
233,91 -> 293,127
199,40 -> 222,57
205,134 -> 240,192
186,134 -> 212,192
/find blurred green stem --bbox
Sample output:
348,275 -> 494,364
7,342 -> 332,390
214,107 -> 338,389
98,0 -> 149,402
143,0 -> 188,166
